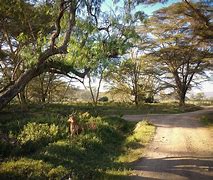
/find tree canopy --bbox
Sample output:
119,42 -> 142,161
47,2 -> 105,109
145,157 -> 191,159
0,0 -> 212,109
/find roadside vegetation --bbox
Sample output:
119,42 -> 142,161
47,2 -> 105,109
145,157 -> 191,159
0,104 -> 157,179
201,112 -> 213,127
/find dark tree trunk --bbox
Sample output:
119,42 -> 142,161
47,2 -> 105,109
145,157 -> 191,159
179,95 -> 186,106
178,89 -> 187,107
0,66 -> 44,111
18,87 -> 28,111
41,95 -> 46,103
134,93 -> 139,106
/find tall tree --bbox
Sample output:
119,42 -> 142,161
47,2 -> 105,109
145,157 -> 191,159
145,2 -> 212,106
0,0 -> 173,110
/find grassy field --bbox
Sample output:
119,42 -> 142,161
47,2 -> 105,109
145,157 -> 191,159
2,102 -> 202,116
0,102 -> 200,179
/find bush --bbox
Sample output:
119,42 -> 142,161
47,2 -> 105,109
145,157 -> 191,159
0,158 -> 68,179
17,122 -> 59,153
98,96 -> 109,102
18,122 -> 58,144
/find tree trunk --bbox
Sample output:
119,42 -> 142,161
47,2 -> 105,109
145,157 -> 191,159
18,87 -> 28,111
178,90 -> 186,107
87,73 -> 96,105
134,93 -> 139,106
0,66 -> 44,111
41,95 -> 46,103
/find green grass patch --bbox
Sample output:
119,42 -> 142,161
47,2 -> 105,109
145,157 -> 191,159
0,104 -> 156,179
0,158 -> 68,180
2,102 -> 202,118
201,112 -> 213,126
117,120 -> 155,163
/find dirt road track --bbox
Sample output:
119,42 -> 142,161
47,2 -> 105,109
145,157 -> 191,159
123,108 -> 213,180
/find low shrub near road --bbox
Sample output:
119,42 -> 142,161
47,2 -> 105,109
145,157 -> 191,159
201,112 -> 213,126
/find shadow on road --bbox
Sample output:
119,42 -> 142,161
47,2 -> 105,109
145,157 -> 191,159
129,156 -> 213,180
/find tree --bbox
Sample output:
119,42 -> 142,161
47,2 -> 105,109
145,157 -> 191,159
0,0 -> 54,107
26,72 -> 65,103
107,50 -> 159,105
0,0 -> 77,110
0,0 -> 172,110
183,0 -> 213,40
0,0 -> 118,110
72,3 -> 146,105
145,2 -> 212,106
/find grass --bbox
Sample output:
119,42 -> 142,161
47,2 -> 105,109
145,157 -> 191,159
200,112 -> 213,127
0,103 -> 157,179
187,100 -> 213,106
2,102 -> 202,117
117,120 -> 155,163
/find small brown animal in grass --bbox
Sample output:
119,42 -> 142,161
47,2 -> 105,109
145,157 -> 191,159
67,115 -> 83,136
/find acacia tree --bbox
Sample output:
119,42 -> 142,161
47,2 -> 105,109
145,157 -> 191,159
0,0 -> 118,110
107,50 -> 160,105
183,0 -> 213,40
0,0 -> 172,110
145,2 -> 212,106
0,0 -> 87,110
0,0 -> 54,106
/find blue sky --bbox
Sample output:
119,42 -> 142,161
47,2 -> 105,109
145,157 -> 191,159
102,0 -> 181,16
137,0 -> 181,15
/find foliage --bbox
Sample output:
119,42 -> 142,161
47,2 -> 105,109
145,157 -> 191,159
0,158 -> 68,180
107,55 -> 161,105
0,103 -> 157,179
140,2 -> 212,106
16,122 -> 59,154
98,96 -> 109,102
18,122 -> 59,144
200,112 -> 213,127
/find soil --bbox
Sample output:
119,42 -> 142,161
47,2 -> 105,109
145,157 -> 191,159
123,107 -> 213,180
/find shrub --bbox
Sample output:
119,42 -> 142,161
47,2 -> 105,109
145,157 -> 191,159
98,96 -> 109,102
0,158 -> 68,179
17,122 -> 59,153
18,122 -> 58,144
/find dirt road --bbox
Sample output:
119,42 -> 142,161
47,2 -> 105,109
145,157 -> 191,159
123,108 -> 213,180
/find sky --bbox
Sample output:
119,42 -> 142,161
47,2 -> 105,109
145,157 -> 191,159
137,0 -> 181,15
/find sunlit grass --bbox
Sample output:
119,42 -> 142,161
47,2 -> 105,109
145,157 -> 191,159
117,120 -> 155,163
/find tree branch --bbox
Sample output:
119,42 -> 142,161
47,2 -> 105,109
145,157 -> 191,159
50,0 -> 68,49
